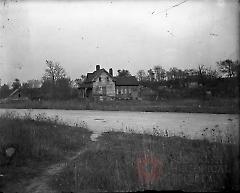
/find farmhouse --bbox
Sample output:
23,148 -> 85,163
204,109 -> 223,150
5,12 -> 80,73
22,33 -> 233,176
79,65 -> 139,101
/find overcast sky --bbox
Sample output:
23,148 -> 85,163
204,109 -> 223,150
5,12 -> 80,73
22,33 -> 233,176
0,0 -> 239,84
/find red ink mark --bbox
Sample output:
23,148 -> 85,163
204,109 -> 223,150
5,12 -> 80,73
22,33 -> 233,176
136,153 -> 163,185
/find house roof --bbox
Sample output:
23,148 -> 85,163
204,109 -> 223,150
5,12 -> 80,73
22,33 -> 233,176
84,69 -> 114,83
79,68 -> 139,88
79,68 -> 113,88
114,76 -> 139,86
9,88 -> 21,97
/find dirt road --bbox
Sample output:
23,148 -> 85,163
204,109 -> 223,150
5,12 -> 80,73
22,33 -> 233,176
0,108 -> 238,143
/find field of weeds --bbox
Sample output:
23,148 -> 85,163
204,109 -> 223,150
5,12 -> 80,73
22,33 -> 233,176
0,112 -> 92,192
0,111 -> 239,192
0,97 -> 238,114
50,132 -> 239,192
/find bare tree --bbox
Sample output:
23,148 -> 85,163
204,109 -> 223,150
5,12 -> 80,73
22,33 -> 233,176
167,67 -> 179,80
147,69 -> 155,82
27,79 -> 42,88
154,65 -> 166,81
41,60 -> 69,99
205,67 -> 219,79
196,64 -> 218,85
117,69 -> 131,77
43,60 -> 66,84
217,59 -> 239,78
198,64 -> 219,86
136,70 -> 147,81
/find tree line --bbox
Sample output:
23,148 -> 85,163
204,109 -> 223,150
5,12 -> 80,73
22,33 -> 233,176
0,59 -> 239,100
135,59 -> 239,99
136,59 -> 239,82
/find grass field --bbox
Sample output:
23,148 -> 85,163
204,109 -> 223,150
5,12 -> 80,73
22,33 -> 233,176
0,112 -> 92,192
50,132 -> 239,192
0,114 -> 239,192
0,97 -> 238,114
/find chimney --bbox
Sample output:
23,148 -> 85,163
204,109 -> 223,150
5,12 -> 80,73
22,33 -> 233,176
96,65 -> 100,71
109,68 -> 113,76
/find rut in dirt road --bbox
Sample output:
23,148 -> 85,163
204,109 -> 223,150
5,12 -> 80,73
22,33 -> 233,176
25,141 -> 97,193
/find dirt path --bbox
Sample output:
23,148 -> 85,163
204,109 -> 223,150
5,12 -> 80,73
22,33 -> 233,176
24,142 -> 96,193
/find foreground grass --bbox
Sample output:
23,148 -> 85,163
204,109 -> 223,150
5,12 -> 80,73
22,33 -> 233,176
0,113 -> 92,192
50,132 -> 239,192
0,97 -> 239,114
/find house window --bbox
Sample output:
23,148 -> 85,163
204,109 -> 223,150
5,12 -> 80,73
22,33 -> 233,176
99,77 -> 101,82
107,77 -> 109,81
117,88 -> 121,95
102,86 -> 106,96
124,88 -> 127,94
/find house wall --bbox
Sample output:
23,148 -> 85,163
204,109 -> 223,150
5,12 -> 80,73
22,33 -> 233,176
115,86 -> 139,100
92,71 -> 115,100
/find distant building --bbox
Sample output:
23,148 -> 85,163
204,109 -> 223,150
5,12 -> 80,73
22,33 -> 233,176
1,88 -> 29,103
78,65 -> 139,101
9,88 -> 22,99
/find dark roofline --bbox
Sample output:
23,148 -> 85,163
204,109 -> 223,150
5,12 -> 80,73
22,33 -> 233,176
92,69 -> 115,82
83,68 -> 115,84
114,76 -> 139,86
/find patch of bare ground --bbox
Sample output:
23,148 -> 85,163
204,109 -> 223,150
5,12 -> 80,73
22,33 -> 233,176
25,146 -> 93,193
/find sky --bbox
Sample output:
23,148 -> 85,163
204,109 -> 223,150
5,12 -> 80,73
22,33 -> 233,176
0,0 -> 239,84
